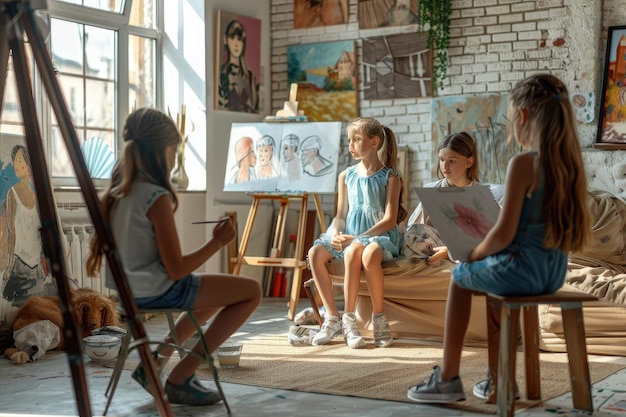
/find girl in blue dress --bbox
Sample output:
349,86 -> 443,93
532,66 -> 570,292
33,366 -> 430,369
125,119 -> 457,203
309,117 -> 407,349
407,73 -> 593,403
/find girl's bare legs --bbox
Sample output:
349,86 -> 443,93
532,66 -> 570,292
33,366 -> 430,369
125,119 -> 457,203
167,274 -> 261,385
362,243 -> 393,347
343,242 -> 365,312
308,244 -> 338,316
440,280 -> 473,382
361,243 -> 384,313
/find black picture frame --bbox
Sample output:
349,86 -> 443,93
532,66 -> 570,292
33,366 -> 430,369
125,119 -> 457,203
596,25 -> 626,145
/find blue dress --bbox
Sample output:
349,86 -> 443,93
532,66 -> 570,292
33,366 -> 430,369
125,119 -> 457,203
314,165 -> 401,262
453,174 -> 567,296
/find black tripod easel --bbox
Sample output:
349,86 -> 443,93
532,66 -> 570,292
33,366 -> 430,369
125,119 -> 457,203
0,2 -> 172,416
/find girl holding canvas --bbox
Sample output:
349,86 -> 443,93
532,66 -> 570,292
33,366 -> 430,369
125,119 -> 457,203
406,73 -> 592,403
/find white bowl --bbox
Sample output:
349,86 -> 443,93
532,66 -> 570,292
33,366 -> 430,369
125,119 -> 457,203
83,335 -> 122,361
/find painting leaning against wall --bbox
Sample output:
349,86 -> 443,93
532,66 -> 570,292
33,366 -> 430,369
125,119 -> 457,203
0,134 -> 55,328
287,40 -> 357,122
431,93 -> 518,185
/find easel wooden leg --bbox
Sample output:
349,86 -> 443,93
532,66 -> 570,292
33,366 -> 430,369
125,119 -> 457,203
233,197 -> 260,275
288,194 -> 310,320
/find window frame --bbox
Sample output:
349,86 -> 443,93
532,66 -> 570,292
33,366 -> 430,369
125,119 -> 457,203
45,0 -> 161,189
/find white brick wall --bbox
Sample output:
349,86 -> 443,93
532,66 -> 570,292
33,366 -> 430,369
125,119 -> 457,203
270,0 -> 626,211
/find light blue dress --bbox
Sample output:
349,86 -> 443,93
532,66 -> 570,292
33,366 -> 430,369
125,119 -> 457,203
314,165 -> 401,261
453,172 -> 567,296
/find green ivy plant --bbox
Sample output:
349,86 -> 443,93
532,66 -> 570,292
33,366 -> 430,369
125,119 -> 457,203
418,0 -> 452,91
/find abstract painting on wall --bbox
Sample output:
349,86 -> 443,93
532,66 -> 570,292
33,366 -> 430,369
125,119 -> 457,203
358,0 -> 418,29
362,32 -> 432,100
294,0 -> 349,28
287,40 -> 357,122
223,122 -> 342,193
215,10 -> 262,114
431,93 -> 518,185
597,25 -> 626,144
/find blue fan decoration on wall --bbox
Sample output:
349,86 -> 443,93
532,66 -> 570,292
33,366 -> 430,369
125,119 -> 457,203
81,137 -> 115,179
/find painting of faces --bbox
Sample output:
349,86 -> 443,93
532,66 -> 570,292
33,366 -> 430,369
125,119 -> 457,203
215,10 -> 262,114
294,0 -> 349,28
223,122 -> 342,193
358,0 -> 418,29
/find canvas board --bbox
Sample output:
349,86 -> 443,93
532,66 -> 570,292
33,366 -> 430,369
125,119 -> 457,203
223,122 -> 342,193
413,185 -> 500,262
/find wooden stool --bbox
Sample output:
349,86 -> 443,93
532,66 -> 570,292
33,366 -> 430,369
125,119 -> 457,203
486,291 -> 597,417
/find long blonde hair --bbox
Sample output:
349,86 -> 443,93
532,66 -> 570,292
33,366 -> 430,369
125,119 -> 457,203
86,108 -> 181,276
349,117 -> 408,224
509,74 -> 591,252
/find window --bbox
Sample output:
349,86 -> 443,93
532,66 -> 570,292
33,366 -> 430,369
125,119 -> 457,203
0,1 -> 205,190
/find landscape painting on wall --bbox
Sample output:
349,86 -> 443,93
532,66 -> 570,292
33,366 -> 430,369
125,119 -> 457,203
287,40 -> 357,122
431,93 -> 518,185
223,122 -> 342,193
294,0 -> 349,28
362,32 -> 432,100
597,25 -> 626,145
358,0 -> 418,29
215,10 -> 262,114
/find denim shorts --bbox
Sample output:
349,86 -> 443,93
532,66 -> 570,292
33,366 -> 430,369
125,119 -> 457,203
134,274 -> 201,309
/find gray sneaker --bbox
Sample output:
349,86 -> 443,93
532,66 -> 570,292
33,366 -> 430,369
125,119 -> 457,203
473,373 -> 520,400
288,325 -> 316,346
312,315 -> 341,346
165,374 -> 222,406
407,366 -> 466,403
342,313 -> 366,349
372,313 -> 393,348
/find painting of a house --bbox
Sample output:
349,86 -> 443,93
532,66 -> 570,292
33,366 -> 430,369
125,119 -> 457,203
362,32 -> 432,100
287,40 -> 357,122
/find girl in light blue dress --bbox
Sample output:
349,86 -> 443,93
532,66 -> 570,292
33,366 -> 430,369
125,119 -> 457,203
308,117 -> 407,349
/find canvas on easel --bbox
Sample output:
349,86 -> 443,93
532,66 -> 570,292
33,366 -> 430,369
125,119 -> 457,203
413,185 -> 501,262
223,122 -> 342,193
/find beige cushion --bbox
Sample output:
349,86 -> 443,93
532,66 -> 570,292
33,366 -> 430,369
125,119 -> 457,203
571,190 -> 626,266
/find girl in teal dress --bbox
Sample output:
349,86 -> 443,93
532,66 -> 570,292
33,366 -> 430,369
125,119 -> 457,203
308,117 -> 407,349
407,73 -> 593,403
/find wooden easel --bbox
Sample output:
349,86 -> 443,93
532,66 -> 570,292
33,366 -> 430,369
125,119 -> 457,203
232,193 -> 326,320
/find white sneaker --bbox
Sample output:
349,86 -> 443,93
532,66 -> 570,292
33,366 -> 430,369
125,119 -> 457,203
312,315 -> 341,346
372,313 -> 393,348
288,325 -> 316,346
342,313 -> 366,349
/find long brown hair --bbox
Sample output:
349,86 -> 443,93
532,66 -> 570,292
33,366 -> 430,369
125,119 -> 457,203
349,117 -> 408,224
86,108 -> 181,276
437,132 -> 480,182
509,74 -> 591,252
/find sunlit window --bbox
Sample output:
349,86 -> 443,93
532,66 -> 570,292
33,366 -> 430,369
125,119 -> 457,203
54,0 -> 126,14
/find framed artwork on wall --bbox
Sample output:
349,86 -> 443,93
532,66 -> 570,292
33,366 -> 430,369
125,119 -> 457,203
294,0 -> 349,28
597,25 -> 626,145
223,122 -> 342,193
287,40 -> 357,122
431,94 -> 517,185
214,10 -> 262,114
362,32 -> 432,99
358,0 -> 418,29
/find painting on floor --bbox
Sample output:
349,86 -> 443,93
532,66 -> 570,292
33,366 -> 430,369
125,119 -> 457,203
223,122 -> 342,193
287,40 -> 357,122
294,0 -> 349,28
358,0 -> 418,29
431,93 -> 518,185
0,134 -> 54,328
215,10 -> 262,114
362,32 -> 432,100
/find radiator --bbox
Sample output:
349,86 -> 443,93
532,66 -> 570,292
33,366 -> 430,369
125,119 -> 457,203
61,223 -> 113,297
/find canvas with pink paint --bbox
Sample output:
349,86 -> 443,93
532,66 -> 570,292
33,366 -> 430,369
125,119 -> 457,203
413,185 -> 501,262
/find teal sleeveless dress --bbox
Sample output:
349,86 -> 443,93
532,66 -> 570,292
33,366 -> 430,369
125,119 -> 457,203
314,165 -> 401,262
